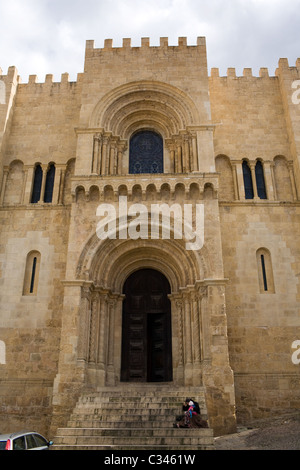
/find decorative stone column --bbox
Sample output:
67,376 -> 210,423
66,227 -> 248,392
288,161 -> 298,200
0,167 -> 9,205
92,133 -> 102,174
101,134 -> 109,176
231,161 -> 239,200
182,289 -> 193,384
191,132 -> 199,172
249,162 -> 259,200
233,160 -> 245,200
106,299 -> 116,385
263,161 -> 275,200
51,280 -> 93,433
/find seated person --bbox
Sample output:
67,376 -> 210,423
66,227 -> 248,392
175,398 -> 208,428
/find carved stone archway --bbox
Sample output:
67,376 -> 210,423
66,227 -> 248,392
74,233 -> 211,388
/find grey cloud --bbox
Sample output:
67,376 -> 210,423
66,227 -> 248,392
0,0 -> 299,81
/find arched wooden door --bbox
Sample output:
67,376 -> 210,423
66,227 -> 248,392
121,269 -> 172,382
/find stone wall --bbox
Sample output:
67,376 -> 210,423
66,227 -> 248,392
0,206 -> 70,434
210,63 -> 300,422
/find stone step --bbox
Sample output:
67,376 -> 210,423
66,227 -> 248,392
55,427 -> 213,438
90,387 -> 205,397
53,434 -> 213,447
67,419 -> 181,428
74,402 -> 203,410
67,414 -> 186,426
52,444 -> 214,451
70,403 -> 196,415
76,399 -> 204,407
79,395 -> 205,402
68,412 -> 207,424
52,386 -> 213,450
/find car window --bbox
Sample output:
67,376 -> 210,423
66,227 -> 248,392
26,434 -> 37,449
32,434 -> 48,448
0,441 -> 7,450
13,436 -> 26,450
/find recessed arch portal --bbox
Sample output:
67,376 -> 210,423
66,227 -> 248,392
77,234 -> 209,292
75,232 -> 211,387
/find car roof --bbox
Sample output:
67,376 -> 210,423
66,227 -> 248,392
0,431 -> 42,440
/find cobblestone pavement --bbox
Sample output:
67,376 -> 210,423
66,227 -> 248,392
214,413 -> 300,450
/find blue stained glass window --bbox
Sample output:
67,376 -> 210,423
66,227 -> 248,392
129,131 -> 163,174
255,160 -> 267,199
31,165 -> 43,203
44,164 -> 56,203
242,160 -> 254,199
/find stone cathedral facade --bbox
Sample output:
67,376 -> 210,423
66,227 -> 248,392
0,37 -> 300,437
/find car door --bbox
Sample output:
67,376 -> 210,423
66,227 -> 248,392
26,433 -> 49,450
26,434 -> 37,450
32,434 -> 50,450
12,436 -> 26,450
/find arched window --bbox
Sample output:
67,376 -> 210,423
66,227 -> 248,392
129,131 -> 163,174
44,163 -> 56,203
242,160 -> 254,199
274,156 -> 294,201
23,251 -> 41,296
255,160 -> 267,199
256,248 -> 275,294
31,164 -> 43,203
4,160 -> 24,205
215,155 -> 235,200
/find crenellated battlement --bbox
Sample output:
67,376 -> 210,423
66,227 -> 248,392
210,67 -> 271,78
85,36 -> 206,52
23,72 -> 84,88
83,37 -> 208,78
0,67 -> 84,87
23,72 -> 84,87
210,57 -> 300,79
2,38 -> 299,86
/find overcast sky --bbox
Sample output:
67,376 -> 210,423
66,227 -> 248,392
0,0 -> 299,82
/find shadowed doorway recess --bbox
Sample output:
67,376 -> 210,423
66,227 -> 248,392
121,269 -> 172,382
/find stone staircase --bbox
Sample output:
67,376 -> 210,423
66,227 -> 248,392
52,385 -> 215,450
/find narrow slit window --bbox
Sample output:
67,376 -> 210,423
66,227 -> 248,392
30,257 -> 37,293
260,254 -> 268,291
257,248 -> 275,294
23,251 -> 41,296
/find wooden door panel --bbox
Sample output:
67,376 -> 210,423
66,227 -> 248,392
121,312 -> 146,381
148,313 -> 172,382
